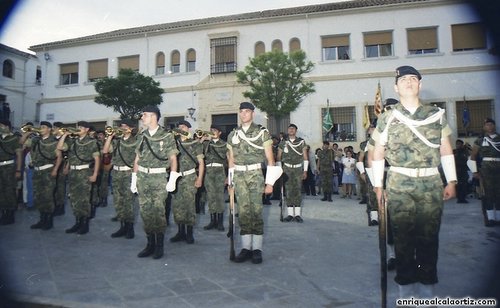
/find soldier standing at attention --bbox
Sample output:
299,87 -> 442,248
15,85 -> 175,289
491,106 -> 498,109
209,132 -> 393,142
357,121 -> 378,226
317,141 -> 334,202
202,125 -> 227,231
469,118 -> 500,226
52,122 -> 67,216
57,121 -> 101,235
132,105 -> 179,259
169,120 -> 204,244
371,66 -> 456,299
103,119 -> 141,239
277,124 -> 308,222
0,120 -> 22,225
20,121 -> 62,230
227,102 -> 282,264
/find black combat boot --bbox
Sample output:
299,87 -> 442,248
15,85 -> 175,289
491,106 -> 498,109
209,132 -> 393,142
327,193 -> 333,202
0,210 -> 15,225
320,193 -> 328,201
41,213 -> 53,230
125,222 -> 135,239
30,213 -> 45,229
252,250 -> 263,264
217,213 -> 224,231
77,217 -> 89,234
111,221 -> 127,238
233,249 -> 253,263
153,233 -> 165,259
186,225 -> 195,244
89,204 -> 96,219
65,217 -> 81,233
203,214 -> 216,230
138,233 -> 155,258
170,224 -> 186,242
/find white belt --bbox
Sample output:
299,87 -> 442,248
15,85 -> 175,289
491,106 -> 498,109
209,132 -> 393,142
34,164 -> 54,171
113,165 -> 132,171
138,165 -> 167,174
234,163 -> 262,172
206,163 -> 224,167
0,159 -> 14,165
180,168 -> 196,176
390,166 -> 439,178
483,157 -> 500,162
70,164 -> 90,170
284,163 -> 302,168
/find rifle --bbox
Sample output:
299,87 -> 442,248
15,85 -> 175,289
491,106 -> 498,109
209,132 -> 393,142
377,189 -> 387,308
227,176 -> 236,261
279,177 -> 285,222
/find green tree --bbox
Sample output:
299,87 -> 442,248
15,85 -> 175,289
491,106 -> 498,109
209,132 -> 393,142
94,69 -> 164,119
236,50 -> 315,127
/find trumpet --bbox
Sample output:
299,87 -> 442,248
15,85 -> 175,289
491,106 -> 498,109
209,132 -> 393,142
195,129 -> 215,138
104,126 -> 132,137
58,127 -> 80,137
170,128 -> 190,137
21,124 -> 43,135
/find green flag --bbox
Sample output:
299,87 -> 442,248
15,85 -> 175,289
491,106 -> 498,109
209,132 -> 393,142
323,110 -> 333,132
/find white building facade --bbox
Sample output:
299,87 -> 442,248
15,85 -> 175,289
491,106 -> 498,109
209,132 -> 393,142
28,0 -> 499,149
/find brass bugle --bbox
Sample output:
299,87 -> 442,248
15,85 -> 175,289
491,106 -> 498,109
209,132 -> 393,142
58,127 -> 80,136
21,124 -> 43,135
195,129 -> 215,138
170,128 -> 190,137
104,126 -> 132,137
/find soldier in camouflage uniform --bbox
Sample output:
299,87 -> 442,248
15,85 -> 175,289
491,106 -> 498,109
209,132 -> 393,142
132,105 -> 179,259
469,118 -> 500,226
0,120 -> 22,225
371,66 -> 456,298
277,124 -> 308,222
227,102 -> 282,264
317,141 -> 334,202
202,125 -> 227,231
20,121 -> 62,230
169,120 -> 204,244
57,121 -> 101,235
52,122 -> 67,216
357,123 -> 378,226
97,130 -> 111,208
103,119 -> 141,239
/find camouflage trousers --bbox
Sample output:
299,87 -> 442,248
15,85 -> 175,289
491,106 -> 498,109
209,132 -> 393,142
234,169 -> 264,235
68,168 -> 93,218
111,169 -> 135,223
33,168 -> 56,213
283,166 -> 303,206
172,172 -> 197,225
480,162 -> 500,210
137,172 -> 167,233
366,179 -> 378,212
99,169 -> 110,201
204,166 -> 226,214
0,164 -> 16,210
386,171 -> 443,285
320,169 -> 333,194
54,168 -> 66,207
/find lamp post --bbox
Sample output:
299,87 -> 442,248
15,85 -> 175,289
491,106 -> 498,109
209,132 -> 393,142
187,107 -> 196,121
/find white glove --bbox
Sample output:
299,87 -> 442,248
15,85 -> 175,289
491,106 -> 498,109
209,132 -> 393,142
130,172 -> 138,194
166,171 -> 182,192
265,165 -> 283,186
227,167 -> 235,186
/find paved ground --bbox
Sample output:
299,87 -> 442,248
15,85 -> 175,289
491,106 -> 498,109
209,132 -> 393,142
1,192 -> 499,308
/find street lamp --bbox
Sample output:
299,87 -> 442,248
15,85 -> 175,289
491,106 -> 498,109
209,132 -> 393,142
187,107 -> 196,121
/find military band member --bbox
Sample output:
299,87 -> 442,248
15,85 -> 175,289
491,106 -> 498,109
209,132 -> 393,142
227,102 -> 282,264
277,124 -> 308,222
0,120 -> 22,225
169,120 -> 204,244
52,122 -> 67,216
20,121 -> 62,230
469,118 -> 500,226
97,130 -> 111,208
372,66 -> 456,298
57,121 -> 101,235
317,141 -> 334,202
103,119 -> 141,238
202,125 -> 227,231
132,105 -> 179,259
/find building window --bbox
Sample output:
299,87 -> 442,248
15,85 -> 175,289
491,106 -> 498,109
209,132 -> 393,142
289,38 -> 301,52
272,39 -> 283,52
88,59 -> 108,82
118,55 -> 139,72
171,50 -> 180,73
2,60 -> 14,78
456,99 -> 493,137
364,31 -> 393,58
60,63 -> 79,85
186,49 -> 196,72
254,41 -> 265,57
451,23 -> 486,52
322,106 -> 357,142
210,36 -> 237,74
407,27 -> 438,55
156,52 -> 165,75
322,35 -> 350,61
36,66 -> 42,84
164,116 -> 185,130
